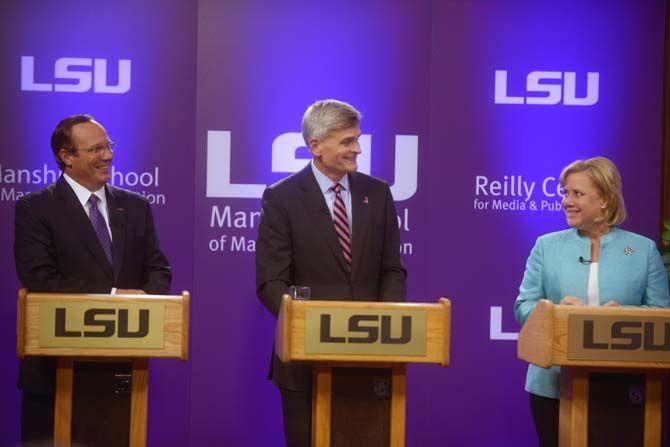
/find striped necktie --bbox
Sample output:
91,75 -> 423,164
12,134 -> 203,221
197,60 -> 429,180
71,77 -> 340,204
331,183 -> 351,272
87,194 -> 113,265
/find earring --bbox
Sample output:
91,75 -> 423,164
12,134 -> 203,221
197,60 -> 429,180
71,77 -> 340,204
600,204 -> 606,209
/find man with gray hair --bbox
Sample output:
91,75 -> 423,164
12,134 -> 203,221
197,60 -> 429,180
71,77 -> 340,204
256,99 -> 407,446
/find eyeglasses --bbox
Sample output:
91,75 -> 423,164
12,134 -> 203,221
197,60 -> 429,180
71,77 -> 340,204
74,141 -> 117,155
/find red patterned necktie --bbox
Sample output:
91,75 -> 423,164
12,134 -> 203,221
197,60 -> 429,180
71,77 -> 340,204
331,183 -> 352,272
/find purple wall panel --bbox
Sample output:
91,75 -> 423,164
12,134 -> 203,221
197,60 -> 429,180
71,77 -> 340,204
191,0 -> 431,444
0,1 -> 196,445
422,1 -> 665,445
0,0 -> 665,445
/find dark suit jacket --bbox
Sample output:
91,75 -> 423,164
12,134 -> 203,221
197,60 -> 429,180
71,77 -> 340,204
256,164 -> 407,391
14,175 -> 172,394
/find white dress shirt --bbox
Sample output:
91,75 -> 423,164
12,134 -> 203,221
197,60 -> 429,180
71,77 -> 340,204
310,160 -> 353,233
62,173 -> 113,240
586,262 -> 600,306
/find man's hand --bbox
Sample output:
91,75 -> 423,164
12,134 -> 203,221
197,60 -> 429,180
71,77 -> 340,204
560,296 -> 583,306
115,289 -> 146,295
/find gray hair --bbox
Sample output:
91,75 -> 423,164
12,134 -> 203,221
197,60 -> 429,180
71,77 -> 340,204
301,99 -> 362,145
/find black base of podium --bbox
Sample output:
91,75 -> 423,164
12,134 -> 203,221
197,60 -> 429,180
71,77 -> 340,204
71,361 -> 132,447
330,367 -> 392,447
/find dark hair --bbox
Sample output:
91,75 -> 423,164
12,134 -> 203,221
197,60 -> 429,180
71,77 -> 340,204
50,114 -> 94,170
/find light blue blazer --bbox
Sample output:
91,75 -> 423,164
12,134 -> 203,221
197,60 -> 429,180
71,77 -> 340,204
514,227 -> 670,399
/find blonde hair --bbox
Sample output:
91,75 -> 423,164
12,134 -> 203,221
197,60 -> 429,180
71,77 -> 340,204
559,156 -> 627,226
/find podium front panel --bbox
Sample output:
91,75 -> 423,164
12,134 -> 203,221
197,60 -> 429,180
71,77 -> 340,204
277,298 -> 451,365
18,291 -> 189,359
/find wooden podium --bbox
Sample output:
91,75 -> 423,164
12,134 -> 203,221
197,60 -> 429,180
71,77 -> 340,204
275,295 -> 451,447
16,289 -> 190,447
518,299 -> 670,447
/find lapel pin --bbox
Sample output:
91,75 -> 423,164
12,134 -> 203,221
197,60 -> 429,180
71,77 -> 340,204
624,246 -> 633,255
363,196 -> 369,205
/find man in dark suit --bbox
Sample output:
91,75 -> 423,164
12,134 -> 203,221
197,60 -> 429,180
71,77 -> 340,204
256,99 -> 407,446
14,114 -> 171,444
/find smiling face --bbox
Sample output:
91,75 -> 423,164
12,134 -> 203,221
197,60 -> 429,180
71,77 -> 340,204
59,121 -> 113,192
562,171 -> 607,233
310,125 -> 362,182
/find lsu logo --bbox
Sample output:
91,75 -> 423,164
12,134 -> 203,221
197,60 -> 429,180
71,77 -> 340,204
206,131 -> 419,201
582,320 -> 670,351
320,314 -> 412,344
55,308 -> 149,338
21,56 -> 131,94
494,70 -> 599,106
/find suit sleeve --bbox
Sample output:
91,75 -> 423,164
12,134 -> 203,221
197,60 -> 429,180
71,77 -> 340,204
641,240 -> 670,307
256,188 -> 292,317
139,203 -> 172,294
14,196 -> 110,293
514,237 -> 545,326
378,185 -> 407,302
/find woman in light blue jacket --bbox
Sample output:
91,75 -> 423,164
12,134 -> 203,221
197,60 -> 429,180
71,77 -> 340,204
514,157 -> 670,447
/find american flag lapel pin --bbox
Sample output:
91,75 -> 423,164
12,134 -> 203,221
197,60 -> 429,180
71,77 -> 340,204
363,196 -> 369,205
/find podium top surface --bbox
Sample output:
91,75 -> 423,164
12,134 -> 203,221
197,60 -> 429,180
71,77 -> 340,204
275,296 -> 451,366
17,289 -> 190,360
518,299 -> 670,369
25,292 -> 186,302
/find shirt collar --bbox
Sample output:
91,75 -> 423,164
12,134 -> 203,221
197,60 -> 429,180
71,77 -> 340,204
310,160 -> 350,193
62,173 -> 107,209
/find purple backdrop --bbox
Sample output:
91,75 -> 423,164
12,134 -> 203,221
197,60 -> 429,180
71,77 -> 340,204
0,1 -> 196,445
420,1 -> 665,444
0,0 -> 666,445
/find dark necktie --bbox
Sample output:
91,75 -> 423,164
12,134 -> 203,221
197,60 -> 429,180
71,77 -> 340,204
87,194 -> 113,265
331,183 -> 352,272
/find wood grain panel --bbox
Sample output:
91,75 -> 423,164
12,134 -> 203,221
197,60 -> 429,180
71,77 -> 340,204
281,299 -> 451,365
312,366 -> 332,447
20,292 -> 189,359
129,358 -> 149,447
390,365 -> 406,447
644,372 -> 663,447
54,358 -> 73,446
520,303 -> 670,369
559,367 -> 589,447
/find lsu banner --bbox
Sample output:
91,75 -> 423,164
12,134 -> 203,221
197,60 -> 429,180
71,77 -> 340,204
0,0 -> 665,446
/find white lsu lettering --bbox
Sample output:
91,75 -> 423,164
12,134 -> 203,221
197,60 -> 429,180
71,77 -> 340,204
489,307 -> 518,341
206,131 -> 418,201
494,70 -> 599,106
21,56 -> 131,94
